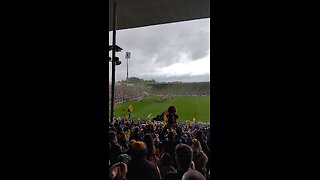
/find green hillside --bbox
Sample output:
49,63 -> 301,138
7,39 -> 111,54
112,96 -> 210,123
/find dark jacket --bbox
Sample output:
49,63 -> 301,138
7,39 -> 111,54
159,165 -> 176,179
109,142 -> 121,165
163,140 -> 177,163
126,158 -> 161,180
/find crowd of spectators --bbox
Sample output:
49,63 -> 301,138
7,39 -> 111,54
109,82 -> 210,106
149,83 -> 210,96
109,84 -> 146,105
109,117 -> 211,180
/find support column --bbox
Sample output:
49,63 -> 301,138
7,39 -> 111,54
110,1 -> 117,122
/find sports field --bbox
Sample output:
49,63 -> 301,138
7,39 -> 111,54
113,96 -> 210,123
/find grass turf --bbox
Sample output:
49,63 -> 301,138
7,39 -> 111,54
112,96 -> 210,123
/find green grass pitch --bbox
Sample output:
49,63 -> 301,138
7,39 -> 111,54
113,96 -> 210,123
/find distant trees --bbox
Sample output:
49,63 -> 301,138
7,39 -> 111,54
115,77 -> 210,97
149,82 -> 210,96
125,77 -> 156,86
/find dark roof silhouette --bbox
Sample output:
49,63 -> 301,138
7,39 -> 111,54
108,0 -> 210,31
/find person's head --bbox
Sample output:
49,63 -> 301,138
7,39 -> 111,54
129,139 -> 136,149
134,127 -> 139,133
196,130 -> 204,141
109,131 -> 117,143
117,127 -> 124,137
160,153 -> 173,166
175,144 -> 193,171
131,141 -> 148,159
176,127 -> 182,136
168,131 -> 175,141
168,105 -> 176,114
144,133 -> 154,152
110,126 -> 116,132
191,139 -> 202,153
182,170 -> 205,180
121,139 -> 129,149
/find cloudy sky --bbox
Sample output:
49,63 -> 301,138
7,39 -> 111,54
109,18 -> 210,82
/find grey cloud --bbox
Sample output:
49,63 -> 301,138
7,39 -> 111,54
109,18 -> 210,82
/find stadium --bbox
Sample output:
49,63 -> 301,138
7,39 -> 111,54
108,0 -> 210,180
110,80 -> 210,123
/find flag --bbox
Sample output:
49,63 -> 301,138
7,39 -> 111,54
123,114 -> 127,123
163,111 -> 168,122
128,103 -> 133,113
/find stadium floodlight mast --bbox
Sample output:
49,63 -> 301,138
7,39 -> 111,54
109,0 -> 123,123
125,52 -> 131,81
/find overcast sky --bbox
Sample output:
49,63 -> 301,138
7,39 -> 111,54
109,18 -> 210,82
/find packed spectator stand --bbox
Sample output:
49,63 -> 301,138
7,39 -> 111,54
109,116 -> 211,180
109,81 -> 210,106
109,83 -> 146,105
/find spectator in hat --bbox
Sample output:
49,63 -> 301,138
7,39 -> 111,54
126,141 -> 161,180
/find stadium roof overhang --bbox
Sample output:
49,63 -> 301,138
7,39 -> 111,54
108,0 -> 210,31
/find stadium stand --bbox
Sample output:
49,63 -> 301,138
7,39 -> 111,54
108,117 -> 210,180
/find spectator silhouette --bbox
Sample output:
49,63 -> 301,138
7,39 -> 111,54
163,131 -> 178,166
191,139 -> 208,178
163,144 -> 193,180
175,127 -> 186,144
158,153 -> 176,178
144,133 -> 160,165
129,127 -> 141,141
109,131 -> 122,165
195,130 -> 210,172
126,141 -> 161,180
124,139 -> 136,157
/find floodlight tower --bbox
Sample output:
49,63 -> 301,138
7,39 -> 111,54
125,52 -> 131,81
